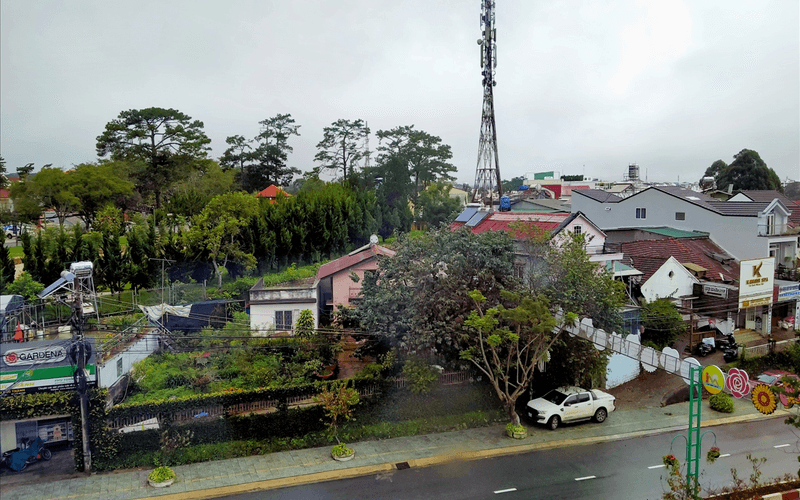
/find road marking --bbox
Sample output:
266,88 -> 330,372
648,465 -> 665,469
719,454 -> 730,458
774,444 -> 790,449
494,488 -> 517,494
575,476 -> 596,481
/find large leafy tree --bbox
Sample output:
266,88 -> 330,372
166,160 -> 236,217
218,134 -> 253,173
9,179 -> 42,224
414,182 -> 463,228
96,107 -> 211,208
30,166 -> 79,227
357,227 -> 518,361
70,162 -> 135,229
640,298 -> 686,349
314,119 -> 370,179
714,149 -> 781,192
184,191 -> 259,287
374,125 -> 456,206
462,289 -> 571,426
245,114 -> 301,190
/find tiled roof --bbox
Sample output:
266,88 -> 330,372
619,237 -> 739,283
572,189 -> 623,203
649,186 -> 719,212
705,201 -> 770,216
466,212 -> 569,235
735,190 -> 795,205
256,185 -> 290,199
316,244 -> 395,280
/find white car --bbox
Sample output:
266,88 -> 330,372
526,386 -> 616,430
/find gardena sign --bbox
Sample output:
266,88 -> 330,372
0,339 -> 96,395
2,345 -> 67,367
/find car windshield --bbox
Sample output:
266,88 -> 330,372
542,390 -> 567,405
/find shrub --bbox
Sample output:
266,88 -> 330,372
331,442 -> 354,457
709,392 -> 735,413
402,358 -> 438,394
148,466 -> 176,483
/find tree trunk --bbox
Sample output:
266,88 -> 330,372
507,399 -> 520,426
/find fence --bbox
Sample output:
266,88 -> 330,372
742,337 -> 799,359
389,370 -> 471,390
106,384 -> 380,431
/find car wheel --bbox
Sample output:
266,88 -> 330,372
41,449 -> 52,461
594,408 -> 608,423
548,416 -> 560,430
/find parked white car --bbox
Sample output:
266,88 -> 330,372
525,386 -> 616,430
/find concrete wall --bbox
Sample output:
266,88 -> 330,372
331,260 -> 380,309
97,330 -> 160,390
249,285 -> 318,333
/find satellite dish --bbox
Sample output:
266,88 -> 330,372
477,39 -> 483,45
369,235 -> 379,245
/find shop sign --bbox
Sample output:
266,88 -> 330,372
778,283 -> 800,301
738,257 -> 774,309
703,284 -> 728,298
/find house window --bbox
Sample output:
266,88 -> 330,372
766,213 -> 775,235
675,212 -> 685,221
275,311 -> 293,330
116,358 -> 123,378
513,261 -> 525,279
636,208 -> 647,219
573,225 -> 582,235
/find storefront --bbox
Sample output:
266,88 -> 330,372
0,416 -> 73,453
738,257 -> 775,333
773,280 -> 800,331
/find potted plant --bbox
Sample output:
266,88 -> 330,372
331,442 -> 355,462
506,422 -> 527,439
314,381 -> 360,461
148,466 -> 176,488
706,447 -> 721,463
662,454 -> 679,469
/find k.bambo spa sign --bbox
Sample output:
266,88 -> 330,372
738,257 -> 775,309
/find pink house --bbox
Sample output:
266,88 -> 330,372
316,241 -> 395,319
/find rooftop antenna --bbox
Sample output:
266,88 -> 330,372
471,0 -> 502,206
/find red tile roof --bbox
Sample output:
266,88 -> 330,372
316,244 -> 396,280
467,212 -> 569,235
619,237 -> 739,282
255,185 -> 290,201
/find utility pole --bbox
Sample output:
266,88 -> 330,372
72,273 -> 92,473
471,0 -> 503,206
150,258 -> 176,305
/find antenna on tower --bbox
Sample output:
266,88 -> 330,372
471,0 -> 502,206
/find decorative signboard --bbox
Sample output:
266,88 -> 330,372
0,339 -> 96,395
701,365 -> 725,394
738,257 -> 775,309
703,284 -> 729,299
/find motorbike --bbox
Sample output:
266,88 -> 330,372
695,342 -> 715,357
717,334 -> 738,351
2,437 -> 52,472
723,346 -> 739,362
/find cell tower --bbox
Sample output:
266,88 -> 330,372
471,0 -> 502,205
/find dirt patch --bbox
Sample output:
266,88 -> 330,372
607,368 -> 688,409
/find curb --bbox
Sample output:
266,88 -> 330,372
132,410 -> 788,500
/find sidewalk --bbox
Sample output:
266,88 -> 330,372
0,397 -> 790,500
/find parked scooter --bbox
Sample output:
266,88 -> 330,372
696,342 -> 715,357
717,334 -> 738,351
2,437 -> 52,472
723,346 -> 739,362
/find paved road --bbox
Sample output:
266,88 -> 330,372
224,418 -> 798,500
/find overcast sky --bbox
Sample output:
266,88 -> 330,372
2,0 -> 798,186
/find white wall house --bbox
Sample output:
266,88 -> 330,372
572,186 -> 797,262
640,256 -> 699,303
249,277 -> 318,334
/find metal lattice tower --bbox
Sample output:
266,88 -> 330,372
471,0 -> 502,205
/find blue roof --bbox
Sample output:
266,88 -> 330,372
455,206 -> 479,223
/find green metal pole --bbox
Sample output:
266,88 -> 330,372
686,364 -> 702,491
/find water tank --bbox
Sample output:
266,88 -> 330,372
628,163 -> 640,181
499,196 -> 511,212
